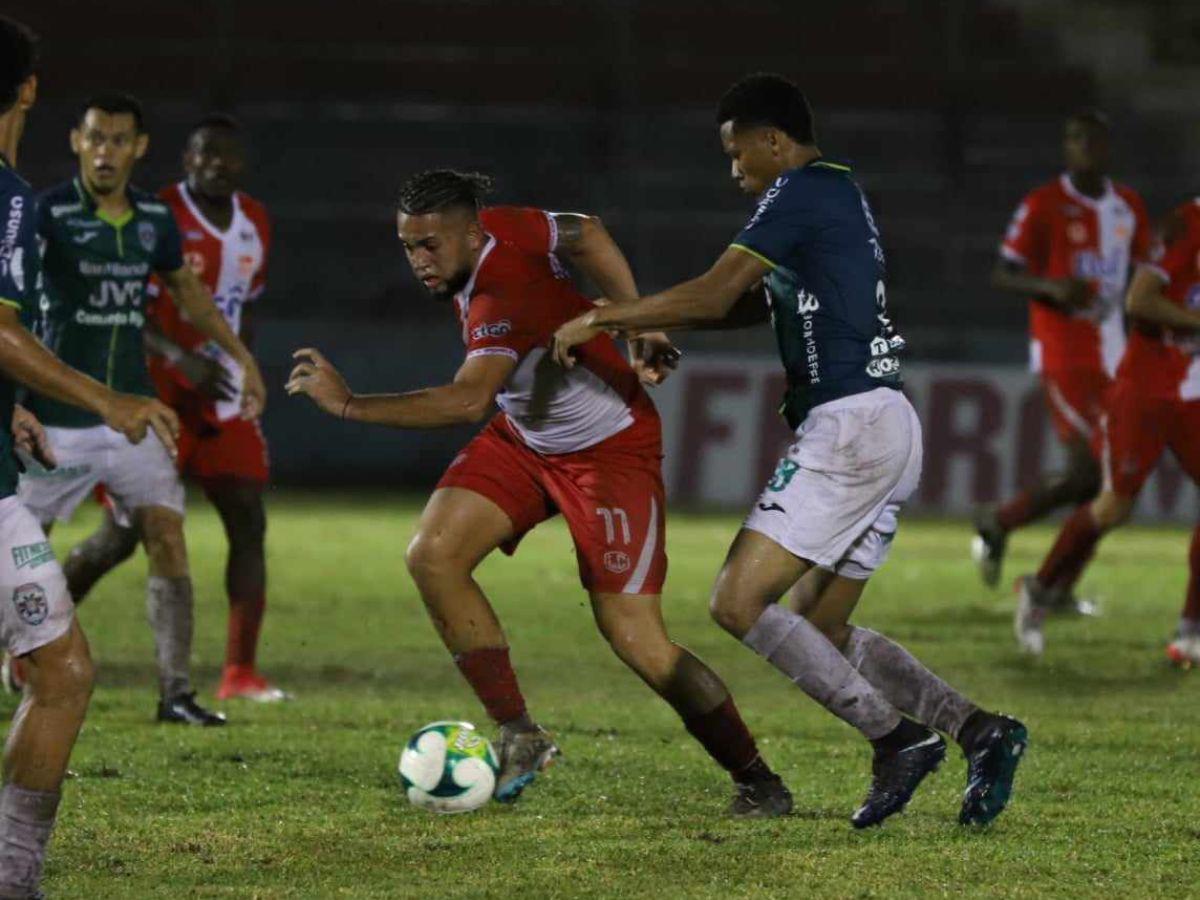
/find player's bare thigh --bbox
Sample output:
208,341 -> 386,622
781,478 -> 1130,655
710,528 -> 812,638
407,487 -> 517,579
788,567 -> 868,648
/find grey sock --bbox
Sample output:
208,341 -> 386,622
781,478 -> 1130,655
1179,618 -> 1200,639
146,575 -> 194,698
743,604 -> 901,740
843,626 -> 978,740
0,784 -> 60,898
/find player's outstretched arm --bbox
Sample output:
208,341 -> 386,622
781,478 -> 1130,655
0,307 -> 180,454
1125,266 -> 1200,332
551,245 -> 769,368
991,259 -> 1090,311
286,348 -> 515,429
143,320 -> 236,401
161,264 -> 267,418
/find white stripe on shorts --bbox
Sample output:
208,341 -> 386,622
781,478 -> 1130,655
621,497 -> 658,594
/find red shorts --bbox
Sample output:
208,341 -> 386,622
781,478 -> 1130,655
177,414 -> 270,484
1041,368 -> 1110,445
1099,380 -> 1200,498
437,415 -> 667,595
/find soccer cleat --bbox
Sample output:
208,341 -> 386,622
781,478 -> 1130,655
1,652 -> 26,694
1166,635 -> 1200,669
216,668 -> 293,703
156,692 -> 227,727
959,714 -> 1028,826
1042,585 -> 1099,618
971,506 -> 1008,588
729,774 -> 794,818
1013,575 -> 1048,656
850,729 -> 946,829
493,723 -> 559,803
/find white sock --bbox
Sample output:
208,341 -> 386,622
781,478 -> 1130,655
146,576 -> 194,697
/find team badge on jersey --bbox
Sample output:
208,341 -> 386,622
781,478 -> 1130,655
12,583 -> 48,626
185,250 -> 206,275
1068,221 -> 1088,244
138,221 -> 157,252
603,550 -> 631,574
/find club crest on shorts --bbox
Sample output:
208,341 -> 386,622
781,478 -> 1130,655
12,583 -> 48,626
603,550 -> 631,574
138,221 -> 157,252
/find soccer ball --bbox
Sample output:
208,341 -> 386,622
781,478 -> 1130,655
398,721 -> 500,814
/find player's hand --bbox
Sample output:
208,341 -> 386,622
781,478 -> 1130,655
178,352 -> 236,402
286,348 -> 353,417
102,394 -> 181,459
11,405 -> 56,470
1052,278 -> 1093,310
552,312 -> 604,369
240,358 -> 267,420
630,332 -> 681,386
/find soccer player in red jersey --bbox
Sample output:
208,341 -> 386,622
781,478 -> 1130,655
1016,199 -> 1200,660
61,116 -> 284,701
972,111 -> 1150,593
287,170 -> 793,815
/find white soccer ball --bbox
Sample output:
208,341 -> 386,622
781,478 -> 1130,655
398,720 -> 500,814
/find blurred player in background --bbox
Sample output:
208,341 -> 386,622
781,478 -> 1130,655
288,170 -> 795,817
14,93 -> 266,725
1015,201 -> 1200,661
972,112 -> 1150,594
554,73 -> 1026,828
0,18 -> 181,895
63,115 -> 285,702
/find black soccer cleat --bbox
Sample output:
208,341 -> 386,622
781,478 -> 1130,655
851,729 -> 946,829
729,773 -> 794,818
971,506 -> 1008,589
156,692 -> 227,727
959,714 -> 1028,826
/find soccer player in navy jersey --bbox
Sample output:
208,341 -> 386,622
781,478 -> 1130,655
555,73 -> 1027,828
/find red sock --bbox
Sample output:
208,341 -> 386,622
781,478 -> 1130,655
682,696 -> 761,777
1036,505 -> 1103,588
1183,526 -> 1200,625
996,491 -> 1036,532
453,647 -> 527,725
226,591 -> 266,669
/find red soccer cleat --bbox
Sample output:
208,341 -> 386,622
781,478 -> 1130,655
216,666 -> 293,702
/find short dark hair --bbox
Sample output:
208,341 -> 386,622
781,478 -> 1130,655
398,169 -> 493,216
1067,108 -> 1110,133
190,112 -> 241,138
79,92 -> 145,132
0,16 -> 38,116
716,73 -> 815,144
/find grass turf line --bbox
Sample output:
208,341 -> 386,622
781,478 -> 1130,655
14,491 -> 1198,898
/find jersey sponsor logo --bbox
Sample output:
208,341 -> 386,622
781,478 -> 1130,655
795,289 -> 821,384
239,230 -> 254,242
0,247 -> 24,292
470,319 -> 512,341
88,279 -> 144,310
238,254 -> 256,278
745,176 -> 789,231
79,260 -> 149,278
796,289 -> 820,315
75,308 -> 145,328
11,541 -> 54,570
11,582 -> 48,626
72,231 -> 100,245
138,221 -> 157,252
602,550 -> 631,574
1,195 -> 24,290
1067,221 -> 1089,244
185,229 -> 205,241
1073,250 -> 1124,281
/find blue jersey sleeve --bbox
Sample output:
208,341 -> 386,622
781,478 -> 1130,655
0,180 -> 38,313
731,174 -> 809,269
154,208 -> 185,273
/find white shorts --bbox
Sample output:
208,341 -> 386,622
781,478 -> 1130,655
0,496 -> 73,656
744,387 -> 922,580
17,425 -> 185,525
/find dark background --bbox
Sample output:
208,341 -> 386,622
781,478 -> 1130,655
6,0 -> 1200,484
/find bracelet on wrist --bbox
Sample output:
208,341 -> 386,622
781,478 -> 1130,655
340,395 -> 353,420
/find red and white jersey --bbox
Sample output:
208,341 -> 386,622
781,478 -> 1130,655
454,206 -> 655,455
1001,174 -> 1150,376
149,181 -> 271,422
1117,198 -> 1200,400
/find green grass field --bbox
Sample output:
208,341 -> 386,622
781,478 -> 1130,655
17,491 -> 1199,898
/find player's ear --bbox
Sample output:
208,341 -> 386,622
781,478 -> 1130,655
17,75 -> 36,111
465,218 -> 485,251
134,133 -> 150,160
69,127 -> 81,154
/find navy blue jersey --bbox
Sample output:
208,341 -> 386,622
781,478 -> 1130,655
0,155 -> 42,496
731,159 -> 903,428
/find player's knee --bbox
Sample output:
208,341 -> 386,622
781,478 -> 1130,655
140,516 -> 188,575
405,531 -> 466,587
708,583 -> 757,638
28,629 -> 94,711
1091,493 -> 1132,530
1064,454 -> 1101,502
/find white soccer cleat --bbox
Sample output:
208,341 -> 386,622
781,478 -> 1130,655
1166,636 -> 1200,669
1013,576 -> 1047,656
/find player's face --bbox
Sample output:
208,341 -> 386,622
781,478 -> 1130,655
184,126 -> 245,200
1063,119 -> 1109,176
397,209 -> 486,298
70,110 -> 148,197
719,121 -> 783,195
